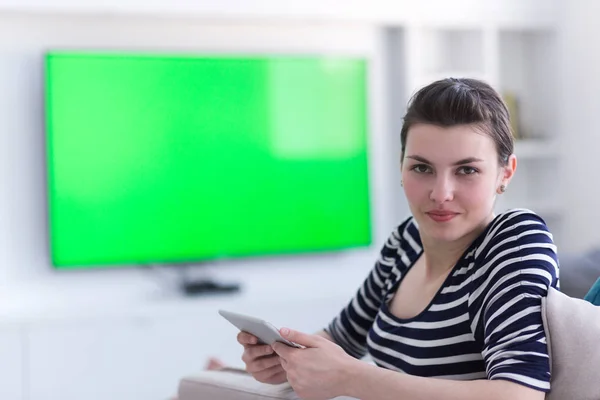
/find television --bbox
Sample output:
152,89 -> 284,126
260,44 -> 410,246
45,51 -> 372,269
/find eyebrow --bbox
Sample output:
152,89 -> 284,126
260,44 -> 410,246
406,155 -> 484,166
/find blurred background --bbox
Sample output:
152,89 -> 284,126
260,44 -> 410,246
0,0 -> 598,399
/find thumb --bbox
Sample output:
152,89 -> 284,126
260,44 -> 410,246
280,328 -> 322,348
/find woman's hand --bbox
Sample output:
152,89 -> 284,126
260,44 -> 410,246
272,328 -> 360,400
237,331 -> 288,385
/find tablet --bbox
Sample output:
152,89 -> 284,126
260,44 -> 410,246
218,309 -> 303,348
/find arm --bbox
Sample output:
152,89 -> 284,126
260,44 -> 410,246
473,211 -> 558,390
324,219 -> 413,357
344,362 -> 544,400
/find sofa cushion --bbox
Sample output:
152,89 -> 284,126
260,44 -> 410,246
584,277 -> 600,305
542,287 -> 600,400
558,250 -> 600,299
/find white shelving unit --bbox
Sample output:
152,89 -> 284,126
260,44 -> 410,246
497,29 -> 561,239
404,26 -> 497,97
399,25 -> 562,243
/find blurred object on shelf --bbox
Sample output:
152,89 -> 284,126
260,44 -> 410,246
503,91 -> 522,139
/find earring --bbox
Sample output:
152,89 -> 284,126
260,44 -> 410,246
497,184 -> 506,194
401,180 -> 404,187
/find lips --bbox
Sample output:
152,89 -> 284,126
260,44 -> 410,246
426,211 -> 459,222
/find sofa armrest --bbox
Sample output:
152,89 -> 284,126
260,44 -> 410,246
178,369 -> 299,400
178,369 -> 357,400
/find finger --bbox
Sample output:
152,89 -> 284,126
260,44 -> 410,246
237,331 -> 259,346
279,356 -> 289,371
241,345 -> 274,364
280,327 -> 322,348
245,354 -> 282,373
271,342 -> 293,359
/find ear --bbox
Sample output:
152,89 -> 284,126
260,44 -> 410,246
498,154 -> 517,192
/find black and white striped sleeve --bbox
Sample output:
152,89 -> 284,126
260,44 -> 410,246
469,209 -> 559,392
324,219 -> 411,359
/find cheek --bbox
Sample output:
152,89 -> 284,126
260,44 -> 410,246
459,180 -> 495,206
402,176 -> 427,202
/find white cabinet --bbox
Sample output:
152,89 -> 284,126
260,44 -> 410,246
28,319 -> 163,400
24,294 -> 351,400
0,326 -> 24,400
26,313 -> 235,400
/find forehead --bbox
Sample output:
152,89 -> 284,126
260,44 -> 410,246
405,123 -> 496,162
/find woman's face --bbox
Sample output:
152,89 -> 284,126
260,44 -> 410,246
401,123 -> 515,243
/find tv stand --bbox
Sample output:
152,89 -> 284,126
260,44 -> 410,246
143,263 -> 242,297
179,278 -> 241,296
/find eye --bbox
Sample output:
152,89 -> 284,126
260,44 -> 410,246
410,164 -> 432,174
457,166 -> 479,175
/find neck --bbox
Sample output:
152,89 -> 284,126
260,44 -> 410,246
420,213 -> 495,279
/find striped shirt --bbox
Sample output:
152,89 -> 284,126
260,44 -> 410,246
326,209 -> 559,392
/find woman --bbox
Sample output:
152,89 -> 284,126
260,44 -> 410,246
236,78 -> 559,400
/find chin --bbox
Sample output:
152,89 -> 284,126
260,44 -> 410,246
419,215 -> 466,242
425,228 -> 464,242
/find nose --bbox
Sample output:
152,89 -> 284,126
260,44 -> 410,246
430,175 -> 454,204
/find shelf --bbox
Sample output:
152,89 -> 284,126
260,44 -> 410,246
409,71 -> 492,93
420,28 -> 484,75
514,139 -> 559,159
499,30 -> 557,140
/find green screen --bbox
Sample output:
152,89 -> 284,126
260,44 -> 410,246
45,52 -> 372,269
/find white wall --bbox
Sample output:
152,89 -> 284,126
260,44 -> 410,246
0,13 -> 404,318
0,0 -> 557,27
0,326 -> 23,399
557,0 -> 600,252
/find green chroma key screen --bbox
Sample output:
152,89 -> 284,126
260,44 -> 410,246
45,52 -> 372,269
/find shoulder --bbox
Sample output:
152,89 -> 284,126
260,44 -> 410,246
377,215 -> 422,265
475,208 -> 556,261
467,210 -> 559,338
470,208 -> 559,300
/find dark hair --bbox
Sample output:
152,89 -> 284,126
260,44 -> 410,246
400,78 -> 513,165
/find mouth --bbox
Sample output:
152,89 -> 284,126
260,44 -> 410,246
425,211 -> 459,222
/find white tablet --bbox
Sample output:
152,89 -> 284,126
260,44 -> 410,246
218,309 -> 303,348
